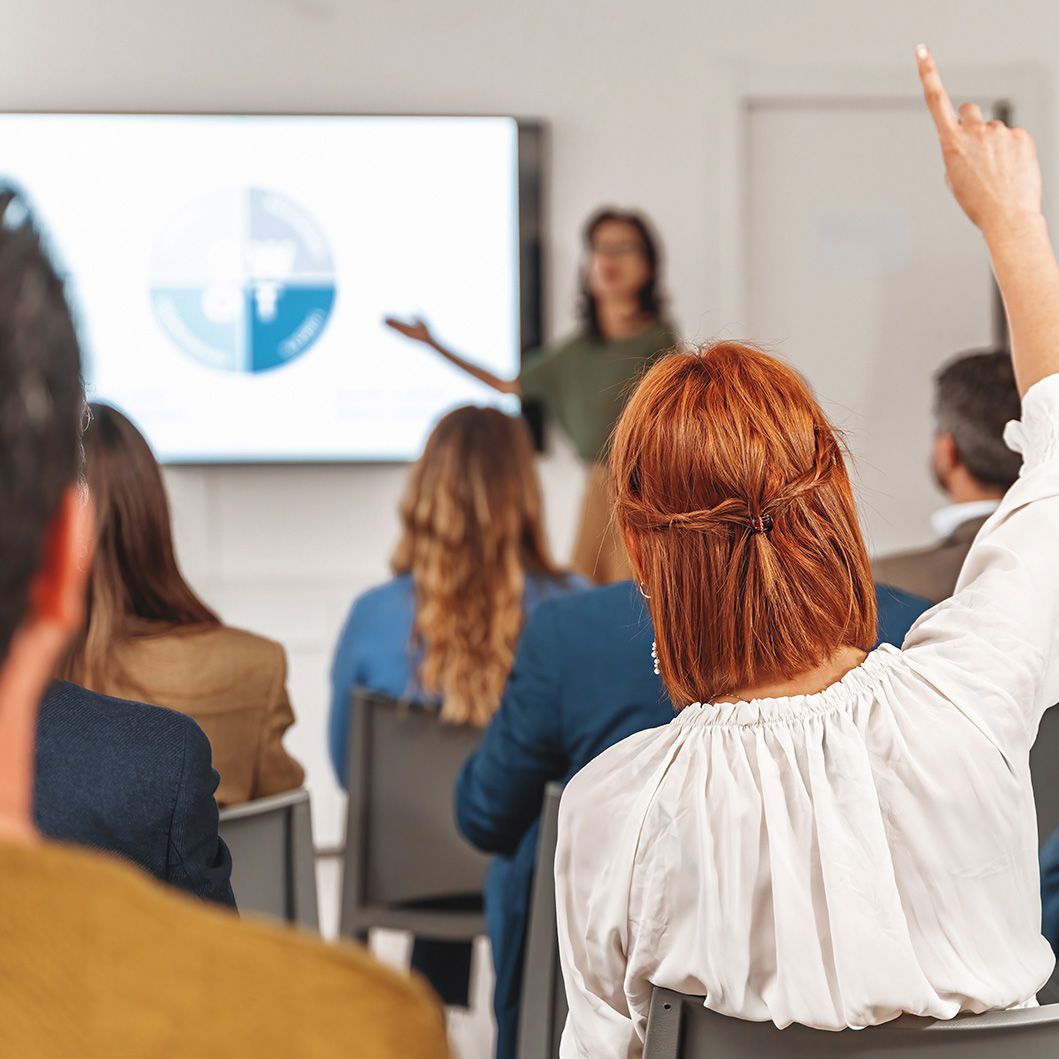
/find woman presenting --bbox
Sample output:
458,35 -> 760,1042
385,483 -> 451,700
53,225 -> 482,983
386,208 -> 676,582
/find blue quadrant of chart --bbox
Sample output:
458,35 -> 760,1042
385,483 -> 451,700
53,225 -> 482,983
150,188 -> 336,374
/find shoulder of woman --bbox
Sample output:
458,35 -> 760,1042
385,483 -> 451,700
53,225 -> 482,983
199,624 -> 287,667
525,569 -> 589,604
524,332 -> 585,364
342,576 -> 416,634
647,319 -> 680,350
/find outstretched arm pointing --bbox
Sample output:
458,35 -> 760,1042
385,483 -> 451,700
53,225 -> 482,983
383,315 -> 521,396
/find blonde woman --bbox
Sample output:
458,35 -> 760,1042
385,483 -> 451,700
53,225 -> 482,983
329,404 -> 586,1005
386,208 -> 676,583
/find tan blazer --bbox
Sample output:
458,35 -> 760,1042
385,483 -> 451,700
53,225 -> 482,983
0,837 -> 450,1057
871,515 -> 991,605
100,623 -> 305,806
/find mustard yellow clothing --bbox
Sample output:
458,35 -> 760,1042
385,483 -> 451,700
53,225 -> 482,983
0,837 -> 450,1058
100,622 -> 304,806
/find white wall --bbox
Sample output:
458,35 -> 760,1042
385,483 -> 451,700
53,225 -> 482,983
4,0 -> 1058,843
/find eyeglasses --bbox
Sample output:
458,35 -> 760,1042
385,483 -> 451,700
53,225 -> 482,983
590,241 -> 645,259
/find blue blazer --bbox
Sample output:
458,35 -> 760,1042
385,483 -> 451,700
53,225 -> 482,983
455,580 -> 932,1059
35,681 -> 236,909
1043,828 -> 1059,956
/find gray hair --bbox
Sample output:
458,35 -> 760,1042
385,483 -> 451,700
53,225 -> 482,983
934,349 -> 1022,491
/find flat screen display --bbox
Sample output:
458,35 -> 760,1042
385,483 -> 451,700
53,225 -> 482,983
0,113 -> 525,462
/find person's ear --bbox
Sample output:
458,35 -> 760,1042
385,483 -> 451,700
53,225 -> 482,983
28,486 -> 93,637
932,431 -> 960,480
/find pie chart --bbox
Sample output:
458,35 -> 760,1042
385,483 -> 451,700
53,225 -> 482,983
150,188 -> 336,374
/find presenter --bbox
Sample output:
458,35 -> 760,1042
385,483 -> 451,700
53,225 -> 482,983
386,208 -> 675,583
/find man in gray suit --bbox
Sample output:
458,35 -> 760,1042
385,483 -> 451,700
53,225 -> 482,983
873,350 -> 1022,603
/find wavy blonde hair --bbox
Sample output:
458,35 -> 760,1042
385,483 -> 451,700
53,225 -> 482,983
392,406 -> 563,726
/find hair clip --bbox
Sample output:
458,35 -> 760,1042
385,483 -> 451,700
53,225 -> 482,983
749,514 -> 774,535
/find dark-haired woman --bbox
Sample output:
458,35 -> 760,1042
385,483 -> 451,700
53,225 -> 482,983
386,209 -> 676,582
63,403 -> 305,806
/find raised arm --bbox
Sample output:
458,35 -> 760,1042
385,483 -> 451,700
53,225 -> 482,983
902,48 -> 1059,747
917,45 -> 1059,393
384,316 -> 521,396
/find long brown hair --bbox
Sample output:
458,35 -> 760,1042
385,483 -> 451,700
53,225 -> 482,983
63,403 -> 219,688
392,405 -> 563,726
611,343 -> 877,708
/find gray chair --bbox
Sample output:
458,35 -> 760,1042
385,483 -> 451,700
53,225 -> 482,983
643,988 -> 1059,1058
340,689 -> 489,941
517,782 -> 567,1059
1031,706 -> 1059,845
219,787 -> 319,931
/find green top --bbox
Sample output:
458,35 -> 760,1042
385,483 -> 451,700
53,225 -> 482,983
520,320 -> 676,463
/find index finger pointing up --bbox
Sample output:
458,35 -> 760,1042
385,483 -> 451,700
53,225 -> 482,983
917,45 -> 959,139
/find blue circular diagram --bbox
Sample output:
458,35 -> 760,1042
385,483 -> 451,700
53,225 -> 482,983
150,188 -> 336,374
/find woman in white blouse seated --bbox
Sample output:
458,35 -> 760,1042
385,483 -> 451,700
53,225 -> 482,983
555,46 -> 1059,1057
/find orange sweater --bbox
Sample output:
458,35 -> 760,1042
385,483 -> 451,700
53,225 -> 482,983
0,838 -> 450,1057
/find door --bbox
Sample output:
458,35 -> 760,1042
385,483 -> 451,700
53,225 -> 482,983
745,95 -> 1006,557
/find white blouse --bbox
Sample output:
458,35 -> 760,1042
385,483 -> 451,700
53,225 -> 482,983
555,373 -> 1059,1059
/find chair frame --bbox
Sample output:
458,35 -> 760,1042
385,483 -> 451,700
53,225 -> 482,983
643,988 -> 1059,1059
1031,706 -> 1059,845
219,787 -> 319,930
340,688 -> 487,941
517,782 -> 567,1059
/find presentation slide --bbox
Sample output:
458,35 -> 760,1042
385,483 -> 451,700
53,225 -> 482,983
0,113 -> 522,461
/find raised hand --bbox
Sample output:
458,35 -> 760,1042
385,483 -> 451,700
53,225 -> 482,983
384,316 -> 436,347
917,45 -> 1042,235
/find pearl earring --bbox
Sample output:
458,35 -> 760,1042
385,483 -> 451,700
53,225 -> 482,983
651,640 -> 660,676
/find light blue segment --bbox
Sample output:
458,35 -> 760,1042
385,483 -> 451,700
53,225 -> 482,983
150,287 -> 241,372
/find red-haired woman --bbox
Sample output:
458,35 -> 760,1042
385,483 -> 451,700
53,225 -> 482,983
555,49 -> 1059,1056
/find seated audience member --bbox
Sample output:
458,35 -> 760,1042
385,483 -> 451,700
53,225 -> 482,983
0,188 -> 449,1058
62,403 -> 304,807
330,404 -> 586,1008
456,579 -> 929,1059
37,680 -> 235,907
873,349 -> 1022,602
554,51 -> 1059,1056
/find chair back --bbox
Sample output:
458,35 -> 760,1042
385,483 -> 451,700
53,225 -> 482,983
1031,705 -> 1059,844
517,783 -> 567,1059
219,787 -> 319,930
643,988 -> 1059,1059
340,689 -> 489,940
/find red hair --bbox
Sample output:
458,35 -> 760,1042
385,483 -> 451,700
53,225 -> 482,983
610,342 -> 877,707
